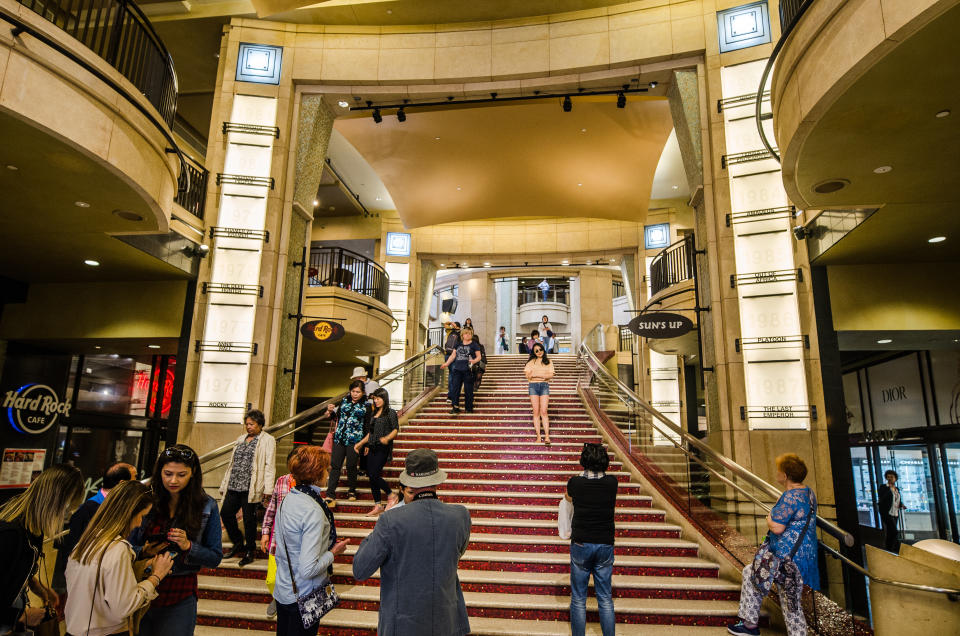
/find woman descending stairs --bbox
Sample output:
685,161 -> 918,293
196,354 -> 753,635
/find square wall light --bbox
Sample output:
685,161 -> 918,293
717,1 -> 771,53
236,43 -> 283,84
385,232 -> 412,257
644,223 -> 671,250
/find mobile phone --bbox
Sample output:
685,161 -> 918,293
166,551 -> 179,559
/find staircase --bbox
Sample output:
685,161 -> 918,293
195,354 -> 749,635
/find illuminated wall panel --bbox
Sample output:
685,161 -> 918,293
721,60 -> 811,430
193,94 -> 278,423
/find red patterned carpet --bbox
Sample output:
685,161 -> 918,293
197,354 -> 748,634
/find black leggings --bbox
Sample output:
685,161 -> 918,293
367,446 -> 392,504
882,514 -> 901,552
326,442 -> 359,498
221,489 -> 258,552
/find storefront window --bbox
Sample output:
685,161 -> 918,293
850,447 -> 877,527
944,444 -> 960,541
61,426 -> 146,483
877,445 -> 938,541
75,355 -> 156,416
866,354 -> 927,431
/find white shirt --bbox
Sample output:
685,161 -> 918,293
890,486 -> 901,517
539,322 -> 553,338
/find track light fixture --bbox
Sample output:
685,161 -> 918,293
397,107 -> 406,122
616,92 -> 626,108
372,108 -> 382,124
649,81 -> 658,88
562,95 -> 572,112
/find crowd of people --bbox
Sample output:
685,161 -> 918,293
0,352 -> 833,636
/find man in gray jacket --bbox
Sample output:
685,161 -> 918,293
353,448 -> 471,636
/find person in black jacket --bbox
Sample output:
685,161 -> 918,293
565,443 -> 618,636
878,469 -> 907,552
0,464 -> 83,633
53,462 -> 135,592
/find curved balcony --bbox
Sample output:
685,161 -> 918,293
649,235 -> 695,298
308,246 -> 389,305
15,0 -> 178,126
771,0 -> 955,210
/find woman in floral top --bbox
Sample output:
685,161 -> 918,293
323,380 -> 369,508
729,453 -> 818,636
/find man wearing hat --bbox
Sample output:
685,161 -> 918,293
351,365 -> 379,396
353,448 -> 471,636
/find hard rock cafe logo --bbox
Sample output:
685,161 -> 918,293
300,320 -> 345,343
3,383 -> 70,435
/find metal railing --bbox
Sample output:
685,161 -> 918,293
308,246 -> 389,305
15,0 -> 178,127
617,326 -> 634,352
649,235 -> 696,297
612,280 -> 625,298
427,326 -> 445,347
755,0 -> 816,163
518,285 -> 569,306
197,345 -> 447,477
174,154 -> 208,219
578,324 -> 960,633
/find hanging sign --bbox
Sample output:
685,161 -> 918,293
301,320 -> 345,342
628,312 -> 694,339
3,384 -> 70,435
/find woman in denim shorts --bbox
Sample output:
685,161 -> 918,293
523,343 -> 555,445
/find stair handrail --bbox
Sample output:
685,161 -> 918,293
195,345 -> 443,468
579,323 -> 852,545
579,324 -> 960,599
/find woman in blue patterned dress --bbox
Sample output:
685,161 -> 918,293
729,453 -> 818,636
323,380 -> 370,508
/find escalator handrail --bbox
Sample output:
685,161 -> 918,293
195,345 -> 443,467
578,324 -> 854,547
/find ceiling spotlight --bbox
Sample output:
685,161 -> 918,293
440,263 -> 445,267
562,96 -> 572,112
84,259 -> 100,267
649,81 -> 658,88
616,92 -> 626,108
5,164 -> 18,171
325,360 -> 333,364
456,186 -> 461,191
397,107 -> 406,122
313,200 -> 319,206
337,100 -> 349,108
484,262 -> 491,266
929,236 -> 947,243
873,165 -> 892,174
935,109 -> 951,118
672,185 -> 679,190
577,183 -> 582,187
877,339 -> 892,344
148,345 -> 160,349
435,136 -> 440,140
372,108 -> 382,124
75,201 -> 90,208
94,345 -> 101,349
580,128 -> 587,133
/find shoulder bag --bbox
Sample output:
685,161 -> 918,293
279,498 -> 340,628
750,489 -> 816,596
32,553 -> 59,636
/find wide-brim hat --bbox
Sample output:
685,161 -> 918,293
399,448 -> 447,488
350,366 -> 367,379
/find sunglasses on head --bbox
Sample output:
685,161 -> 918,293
161,446 -> 196,462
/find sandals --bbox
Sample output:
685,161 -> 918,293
544,438 -> 552,446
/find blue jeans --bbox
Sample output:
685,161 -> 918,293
570,542 -> 615,636
137,594 -> 197,636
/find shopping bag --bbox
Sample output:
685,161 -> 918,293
558,497 -> 573,539
266,553 -> 277,594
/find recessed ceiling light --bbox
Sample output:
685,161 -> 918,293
609,258 -> 616,262
672,185 -> 679,190
375,196 -> 381,201
484,262 -> 490,266
313,200 -> 319,206
113,209 -> 143,221
649,81 -> 658,88
435,136 -> 440,140
84,259 -> 100,266
325,360 -> 333,364
440,263 -> 445,267
337,100 -> 349,108
5,164 -> 18,171
935,109 -> 951,118
580,128 -> 586,133
877,339 -> 892,344
873,165 -> 892,174
456,186 -> 461,191
85,368 -> 92,374
94,345 -> 101,349
812,179 -> 849,193
148,345 -> 160,349
577,183 -> 582,187
929,236 -> 946,243
75,201 -> 90,208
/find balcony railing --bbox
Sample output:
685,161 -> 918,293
618,326 -> 634,352
612,280 -> 625,298
518,286 -> 569,306
174,154 -> 208,219
308,247 -> 389,306
648,235 -> 696,297
16,0 -> 179,127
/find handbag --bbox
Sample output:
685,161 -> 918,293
279,498 -> 340,628
32,552 -> 59,636
322,431 -> 334,454
750,490 -> 816,595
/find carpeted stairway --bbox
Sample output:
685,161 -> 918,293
196,354 -> 752,634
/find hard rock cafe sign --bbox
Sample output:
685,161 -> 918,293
3,384 -> 70,435
300,320 -> 346,343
